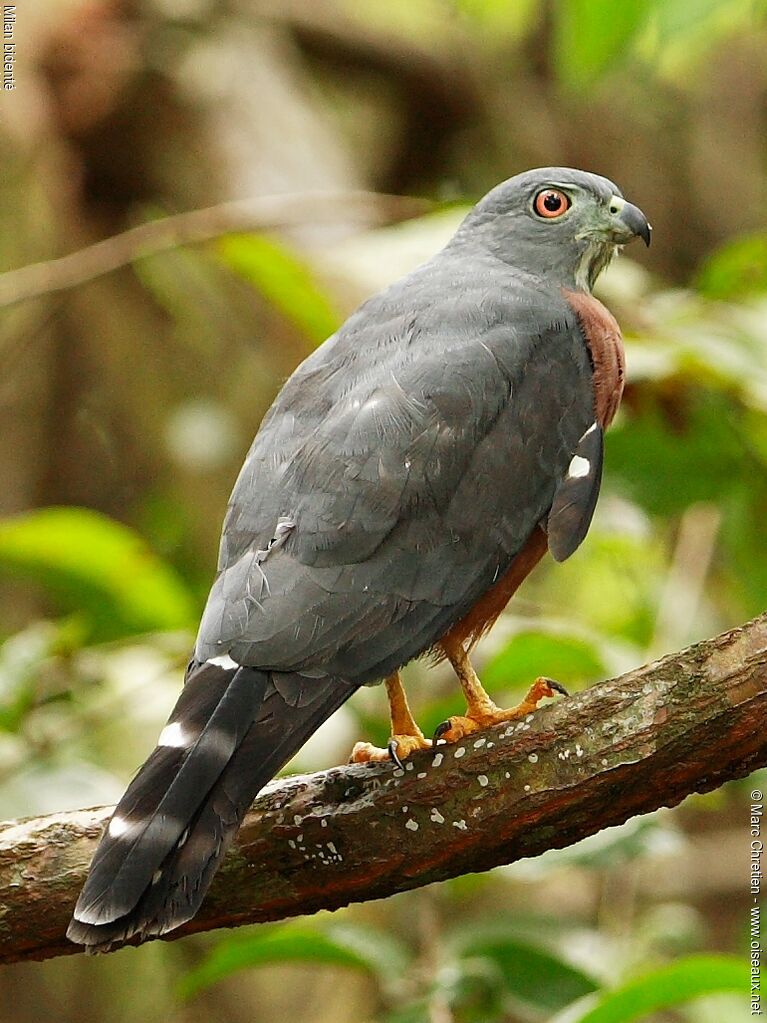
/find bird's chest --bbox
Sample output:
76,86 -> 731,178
562,289 -> 625,427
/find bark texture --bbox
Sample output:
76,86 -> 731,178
1,613 -> 766,964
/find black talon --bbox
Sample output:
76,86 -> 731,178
544,678 -> 570,697
433,720 -> 451,744
387,739 -> 405,770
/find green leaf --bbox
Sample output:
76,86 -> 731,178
219,234 -> 341,345
481,630 -> 606,692
454,930 -> 599,1014
554,0 -> 651,86
178,922 -> 410,999
607,392 -> 754,516
697,233 -> 767,300
0,507 -> 196,641
551,954 -> 742,1023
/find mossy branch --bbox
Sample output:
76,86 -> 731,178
1,612 -> 765,963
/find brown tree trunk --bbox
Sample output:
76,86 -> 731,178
1,612 -> 765,964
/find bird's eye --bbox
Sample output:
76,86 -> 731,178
533,189 -> 571,219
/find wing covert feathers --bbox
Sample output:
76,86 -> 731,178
547,422 -> 604,562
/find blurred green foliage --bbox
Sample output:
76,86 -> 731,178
219,234 -> 343,346
1,0 -> 766,1020
0,508 -> 196,641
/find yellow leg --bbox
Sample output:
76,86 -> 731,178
435,636 -> 568,743
349,672 -> 432,766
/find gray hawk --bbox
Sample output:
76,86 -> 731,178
68,167 -> 650,949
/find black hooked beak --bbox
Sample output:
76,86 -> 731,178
618,201 -> 652,247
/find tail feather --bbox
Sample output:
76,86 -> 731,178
67,662 -> 356,950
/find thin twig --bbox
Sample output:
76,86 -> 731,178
0,191 -> 429,308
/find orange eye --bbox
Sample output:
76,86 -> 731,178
533,188 -> 571,219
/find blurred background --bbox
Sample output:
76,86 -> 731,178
1,0 -> 766,1020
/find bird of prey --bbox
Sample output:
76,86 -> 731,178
68,167 -> 650,949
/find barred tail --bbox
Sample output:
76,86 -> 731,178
67,660 -> 356,950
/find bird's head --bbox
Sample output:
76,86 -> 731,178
454,167 -> 651,292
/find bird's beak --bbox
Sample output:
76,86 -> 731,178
610,196 -> 652,247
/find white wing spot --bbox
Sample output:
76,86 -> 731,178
430,808 -> 445,824
477,775 -> 489,787
158,722 -> 190,748
568,455 -> 591,479
207,654 -> 238,670
405,819 -> 419,831
108,815 -> 134,838
582,422 -> 598,439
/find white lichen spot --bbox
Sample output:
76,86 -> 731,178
524,784 -> 531,792
454,747 -> 466,759
477,775 -> 489,787
402,806 -> 409,813
432,753 -> 444,768
601,758 -> 609,766
473,738 -> 486,749
528,753 -> 538,763
430,808 -> 445,824
452,820 -> 468,831
505,772 -> 511,779
405,818 -> 419,831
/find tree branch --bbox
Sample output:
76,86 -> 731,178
1,612 -> 766,963
0,190 -> 428,308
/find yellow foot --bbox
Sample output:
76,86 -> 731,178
433,676 -> 568,745
349,733 -> 432,768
